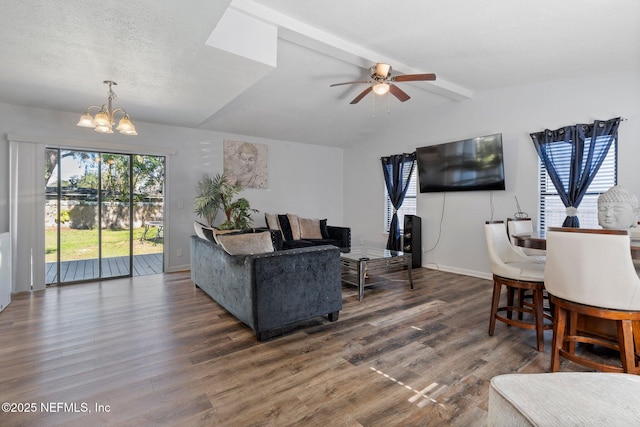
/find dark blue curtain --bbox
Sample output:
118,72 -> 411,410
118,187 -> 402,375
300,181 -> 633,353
530,117 -> 621,227
381,152 -> 416,250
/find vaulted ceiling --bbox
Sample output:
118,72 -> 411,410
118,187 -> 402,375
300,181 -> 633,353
1,0 -> 638,147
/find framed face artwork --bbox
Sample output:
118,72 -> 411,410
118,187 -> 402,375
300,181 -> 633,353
223,140 -> 268,189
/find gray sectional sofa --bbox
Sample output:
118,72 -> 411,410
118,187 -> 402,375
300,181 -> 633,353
190,234 -> 343,341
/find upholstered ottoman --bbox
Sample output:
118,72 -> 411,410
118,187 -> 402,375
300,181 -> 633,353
487,372 -> 640,426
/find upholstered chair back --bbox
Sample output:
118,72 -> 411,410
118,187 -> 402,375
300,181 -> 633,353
484,222 -> 544,281
507,218 -> 547,259
544,228 -> 640,310
507,218 -> 533,243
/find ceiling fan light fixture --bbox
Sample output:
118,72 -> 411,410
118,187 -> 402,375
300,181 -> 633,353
331,63 -> 434,105
372,82 -> 390,96
375,63 -> 391,78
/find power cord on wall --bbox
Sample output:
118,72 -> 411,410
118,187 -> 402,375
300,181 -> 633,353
489,191 -> 495,222
425,192 -> 446,254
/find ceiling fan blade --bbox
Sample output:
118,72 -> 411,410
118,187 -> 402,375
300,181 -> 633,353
350,86 -> 373,104
389,84 -> 411,102
392,73 -> 437,82
330,80 -> 371,87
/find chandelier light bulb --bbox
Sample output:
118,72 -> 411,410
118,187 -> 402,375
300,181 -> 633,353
116,115 -> 136,134
93,111 -> 110,127
94,125 -> 113,134
77,113 -> 95,127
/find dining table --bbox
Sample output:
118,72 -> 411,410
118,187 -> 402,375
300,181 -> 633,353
512,230 -> 640,259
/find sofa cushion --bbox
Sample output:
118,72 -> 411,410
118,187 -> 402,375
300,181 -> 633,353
217,231 -> 275,255
299,217 -> 323,239
304,238 -> 342,247
287,214 -> 301,240
282,238 -> 342,250
282,239 -> 314,250
194,221 -> 215,242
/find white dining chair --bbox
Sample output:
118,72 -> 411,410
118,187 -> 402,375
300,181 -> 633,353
485,221 -> 552,351
544,227 -> 640,373
507,217 -> 546,262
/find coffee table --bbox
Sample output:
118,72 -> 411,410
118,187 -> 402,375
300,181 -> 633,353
340,246 -> 413,301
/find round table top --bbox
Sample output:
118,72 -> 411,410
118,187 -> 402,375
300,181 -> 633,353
512,230 -> 640,259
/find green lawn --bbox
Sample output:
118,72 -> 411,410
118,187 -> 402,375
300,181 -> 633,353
46,227 -> 163,262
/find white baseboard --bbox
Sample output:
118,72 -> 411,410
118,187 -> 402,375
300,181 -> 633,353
422,263 -> 492,281
166,264 -> 190,273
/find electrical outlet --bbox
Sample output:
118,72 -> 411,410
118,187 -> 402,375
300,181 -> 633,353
177,248 -> 183,257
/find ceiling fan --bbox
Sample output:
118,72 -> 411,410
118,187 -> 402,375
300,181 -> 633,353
330,63 -> 436,104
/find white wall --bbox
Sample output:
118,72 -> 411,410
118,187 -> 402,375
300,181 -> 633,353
1,70 -> 637,285
0,102 -> 343,280
343,70 -> 640,278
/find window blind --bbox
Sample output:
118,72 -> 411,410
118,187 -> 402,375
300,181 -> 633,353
539,136 -> 617,230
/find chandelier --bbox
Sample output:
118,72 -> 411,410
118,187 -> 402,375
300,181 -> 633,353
77,80 -> 137,135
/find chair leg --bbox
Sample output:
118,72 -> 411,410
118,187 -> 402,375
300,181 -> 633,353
567,311 -> 578,354
506,286 -> 515,321
489,281 -> 502,336
633,320 -> 640,352
618,319 -> 638,374
551,305 -> 565,372
533,288 -> 545,352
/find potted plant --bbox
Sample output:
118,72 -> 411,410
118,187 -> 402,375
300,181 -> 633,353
219,197 -> 258,230
194,173 -> 225,227
194,173 -> 258,229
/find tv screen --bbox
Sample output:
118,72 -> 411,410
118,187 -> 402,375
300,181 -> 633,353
416,133 -> 505,193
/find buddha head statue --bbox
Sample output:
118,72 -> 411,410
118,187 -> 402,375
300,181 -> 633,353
597,185 -> 639,230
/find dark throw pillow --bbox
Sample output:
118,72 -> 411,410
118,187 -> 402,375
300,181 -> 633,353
320,219 -> 330,239
278,214 -> 294,241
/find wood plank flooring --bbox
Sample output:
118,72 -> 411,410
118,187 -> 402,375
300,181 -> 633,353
0,267 -> 617,426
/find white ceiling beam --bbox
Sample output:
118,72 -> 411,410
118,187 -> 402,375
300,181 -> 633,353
231,0 -> 473,101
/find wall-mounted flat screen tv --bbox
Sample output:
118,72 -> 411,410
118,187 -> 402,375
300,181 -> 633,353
416,133 -> 505,193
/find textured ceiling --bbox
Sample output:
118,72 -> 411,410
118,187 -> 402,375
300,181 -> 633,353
0,0 -> 638,146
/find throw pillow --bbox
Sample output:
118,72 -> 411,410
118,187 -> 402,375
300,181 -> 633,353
194,221 -> 208,240
278,214 -> 294,241
299,217 -> 323,239
287,214 -> 301,240
319,219 -> 330,239
217,231 -> 275,255
265,213 -> 280,231
212,228 -> 248,245
194,221 -> 215,242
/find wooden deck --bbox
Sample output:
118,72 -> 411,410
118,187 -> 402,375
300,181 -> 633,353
45,253 -> 163,284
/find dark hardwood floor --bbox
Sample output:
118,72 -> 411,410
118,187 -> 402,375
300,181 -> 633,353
0,267 -> 614,426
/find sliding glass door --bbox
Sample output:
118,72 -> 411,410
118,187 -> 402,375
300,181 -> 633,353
101,153 -> 132,278
45,148 -> 165,285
